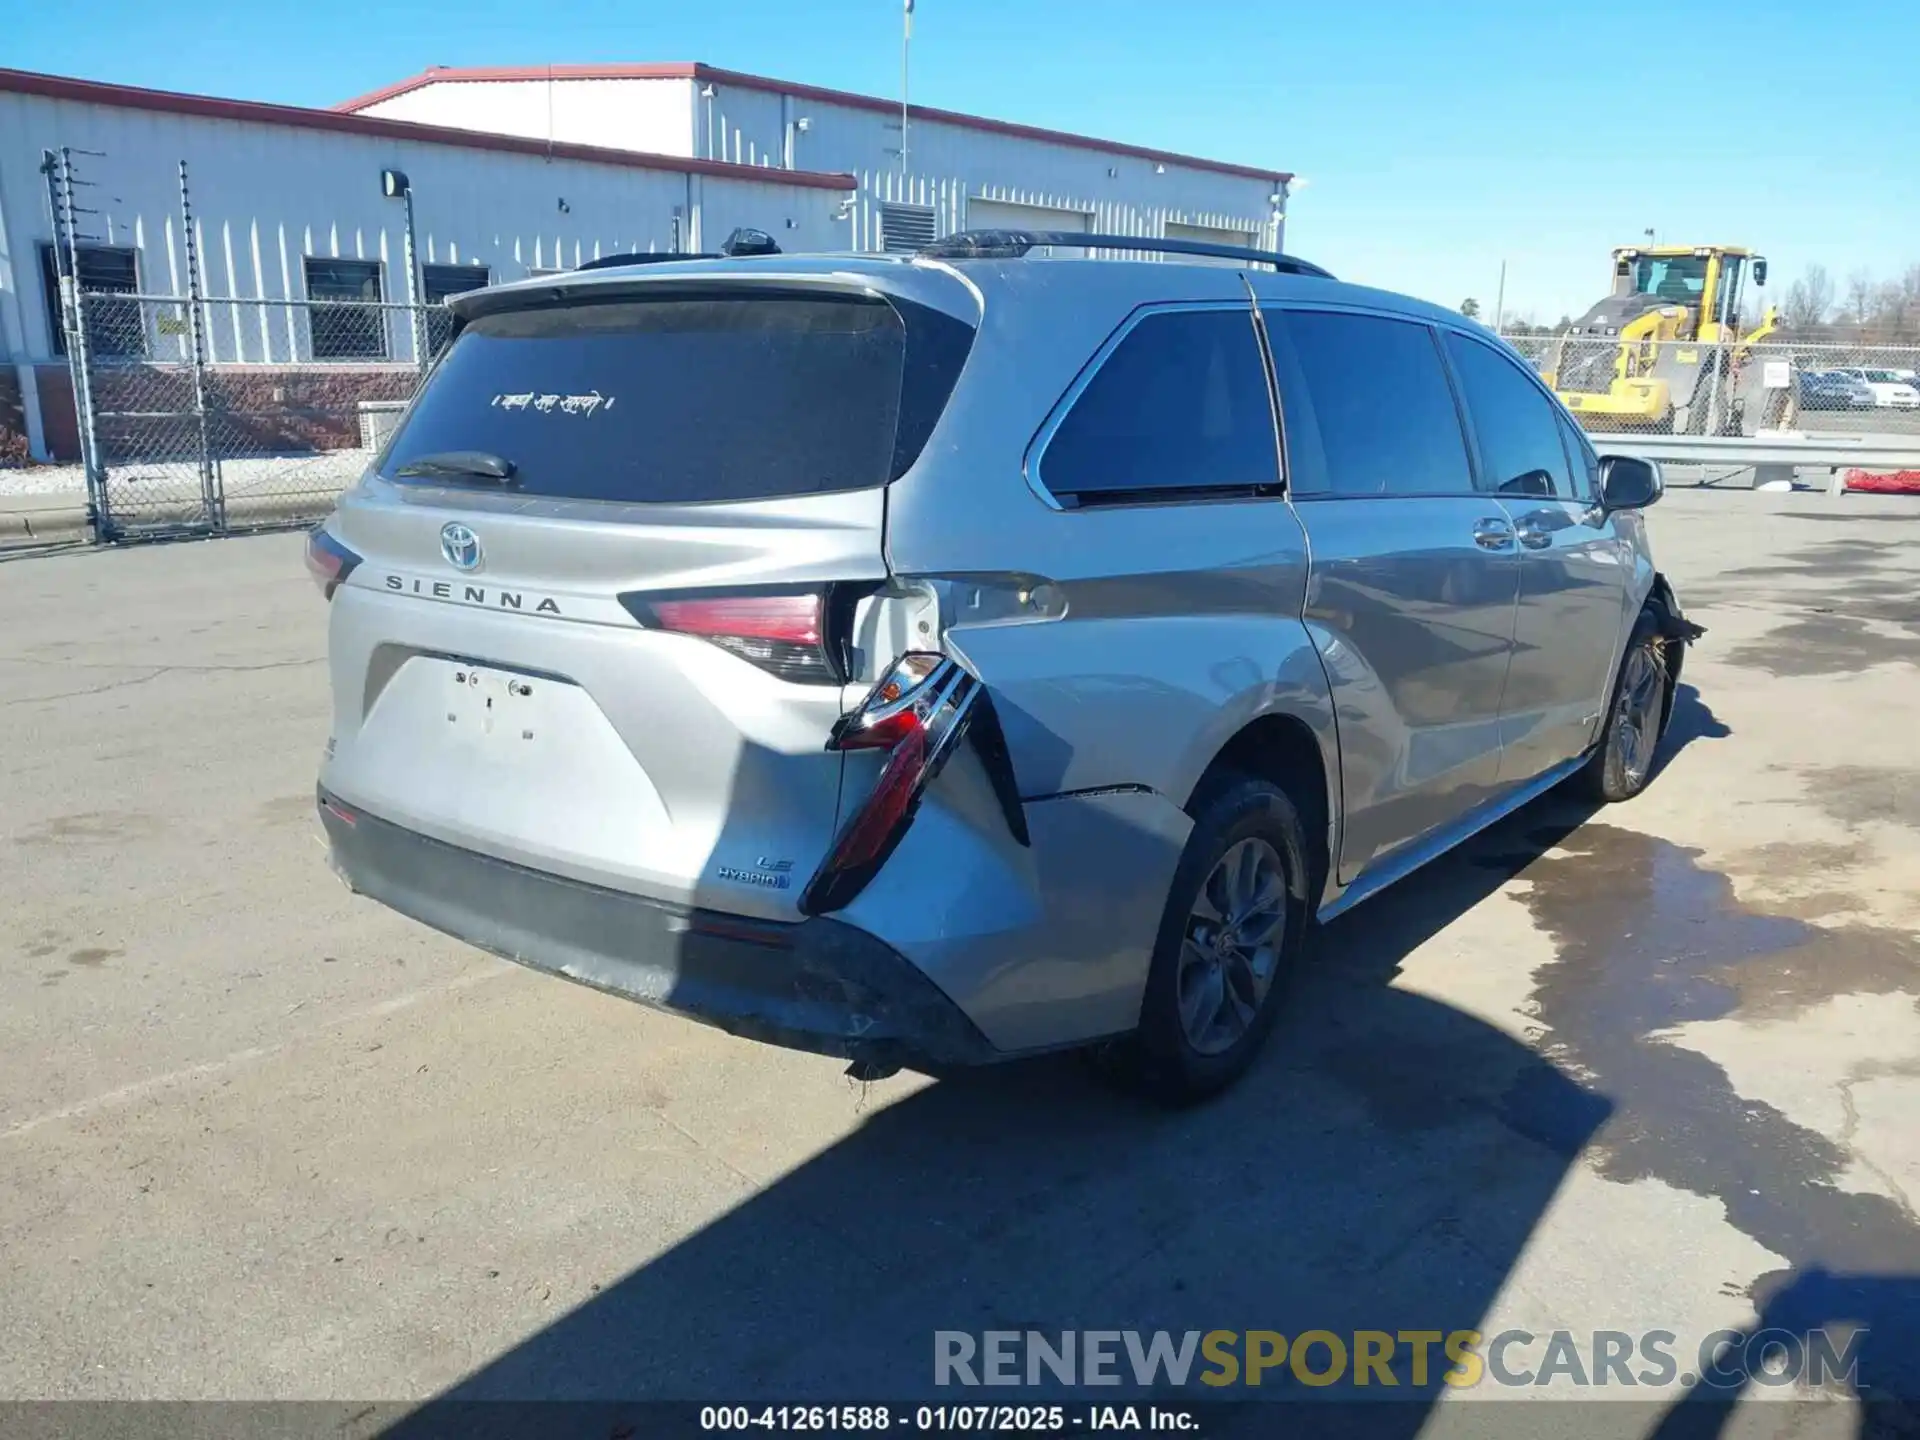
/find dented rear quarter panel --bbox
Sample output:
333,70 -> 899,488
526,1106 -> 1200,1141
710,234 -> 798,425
863,262 -> 1343,1048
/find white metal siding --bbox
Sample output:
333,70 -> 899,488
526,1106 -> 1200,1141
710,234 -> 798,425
964,197 -> 1093,234
350,77 -> 1285,257
360,77 -> 697,157
0,90 -> 848,366
713,89 -> 1280,253
1165,219 -> 1259,265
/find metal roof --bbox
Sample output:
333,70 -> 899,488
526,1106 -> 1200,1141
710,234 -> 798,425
335,62 -> 1294,185
0,67 -> 858,190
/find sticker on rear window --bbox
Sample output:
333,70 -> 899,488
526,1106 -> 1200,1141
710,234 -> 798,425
491,390 -> 616,416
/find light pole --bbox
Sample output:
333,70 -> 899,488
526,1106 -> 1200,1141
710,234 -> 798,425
381,168 -> 426,369
900,0 -> 913,175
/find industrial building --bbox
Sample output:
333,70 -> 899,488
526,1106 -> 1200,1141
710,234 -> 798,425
338,63 -> 1292,258
0,62 -> 1292,464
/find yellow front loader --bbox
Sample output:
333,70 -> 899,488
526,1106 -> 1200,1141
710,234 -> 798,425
1544,246 -> 1782,434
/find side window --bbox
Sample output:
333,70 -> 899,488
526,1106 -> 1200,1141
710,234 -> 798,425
1445,332 -> 1577,498
1040,308 -> 1278,506
1556,412 -> 1600,502
1265,309 -> 1473,497
304,257 -> 388,362
38,242 -> 146,358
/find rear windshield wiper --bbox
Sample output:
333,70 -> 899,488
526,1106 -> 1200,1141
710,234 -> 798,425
393,450 -> 517,483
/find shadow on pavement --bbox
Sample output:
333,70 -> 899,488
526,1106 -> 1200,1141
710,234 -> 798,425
387,705 -> 1918,1437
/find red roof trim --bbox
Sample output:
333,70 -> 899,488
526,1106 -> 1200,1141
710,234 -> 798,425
335,63 -> 1294,185
0,67 -> 857,190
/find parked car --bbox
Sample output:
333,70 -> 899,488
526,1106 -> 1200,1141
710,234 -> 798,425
1830,367 -> 1920,409
309,235 -> 1700,1103
1798,370 -> 1877,411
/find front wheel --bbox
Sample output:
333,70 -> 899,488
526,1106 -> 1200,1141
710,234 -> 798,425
1578,608 -> 1671,803
1096,775 -> 1312,1105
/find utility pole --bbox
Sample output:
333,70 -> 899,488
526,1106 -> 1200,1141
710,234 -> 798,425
1493,260 -> 1507,333
901,0 -> 913,175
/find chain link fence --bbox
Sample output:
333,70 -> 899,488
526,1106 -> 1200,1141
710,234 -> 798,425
1498,328 -> 1920,440
27,150 -> 1920,544
69,293 -> 441,536
41,149 -> 450,542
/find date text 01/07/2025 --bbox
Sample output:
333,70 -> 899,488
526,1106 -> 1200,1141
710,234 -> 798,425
697,1404 -> 1202,1433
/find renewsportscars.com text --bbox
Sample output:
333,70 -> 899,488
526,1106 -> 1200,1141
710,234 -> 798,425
934,1328 -> 1863,1392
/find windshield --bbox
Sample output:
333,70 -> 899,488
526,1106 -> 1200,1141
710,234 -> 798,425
1630,256 -> 1709,303
380,292 -> 974,505
1861,370 -> 1899,383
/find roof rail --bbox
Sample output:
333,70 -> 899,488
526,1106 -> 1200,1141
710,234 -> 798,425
918,229 -> 1333,278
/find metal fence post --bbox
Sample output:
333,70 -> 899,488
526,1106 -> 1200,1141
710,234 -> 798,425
177,160 -> 223,531
43,147 -> 110,540
401,186 -> 428,372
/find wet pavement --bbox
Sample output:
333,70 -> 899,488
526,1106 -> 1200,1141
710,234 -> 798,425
0,488 -> 1917,1435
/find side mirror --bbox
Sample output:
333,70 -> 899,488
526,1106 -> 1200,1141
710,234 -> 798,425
1753,258 -> 1768,287
1598,454 -> 1663,511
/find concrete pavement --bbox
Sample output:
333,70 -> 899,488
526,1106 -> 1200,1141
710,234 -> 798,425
0,490 -> 1916,1434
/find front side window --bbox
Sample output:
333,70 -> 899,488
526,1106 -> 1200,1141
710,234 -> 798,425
1038,308 -> 1278,507
1445,332 -> 1576,499
1556,412 -> 1600,502
1265,309 -> 1473,497
304,257 -> 387,361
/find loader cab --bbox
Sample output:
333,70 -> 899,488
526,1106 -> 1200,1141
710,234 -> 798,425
1611,246 -> 1765,341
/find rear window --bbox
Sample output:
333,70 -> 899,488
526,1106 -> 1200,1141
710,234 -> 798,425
380,293 -> 973,504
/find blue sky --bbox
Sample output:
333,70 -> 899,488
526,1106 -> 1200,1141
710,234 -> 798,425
13,0 -> 1915,319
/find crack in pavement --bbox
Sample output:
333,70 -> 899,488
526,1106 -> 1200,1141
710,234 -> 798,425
0,657 -> 324,708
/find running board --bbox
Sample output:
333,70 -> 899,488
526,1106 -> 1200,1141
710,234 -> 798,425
1315,753 -> 1590,925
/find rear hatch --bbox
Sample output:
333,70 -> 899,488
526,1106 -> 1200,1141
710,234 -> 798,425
318,268 -> 978,921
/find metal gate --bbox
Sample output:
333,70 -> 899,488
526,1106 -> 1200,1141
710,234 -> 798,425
46,149 -> 445,543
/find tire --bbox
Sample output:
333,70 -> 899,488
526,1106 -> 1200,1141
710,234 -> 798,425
1097,775 -> 1312,1105
1577,605 -> 1672,804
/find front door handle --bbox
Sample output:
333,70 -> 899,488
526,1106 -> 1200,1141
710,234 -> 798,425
1472,518 -> 1515,551
1515,521 -> 1554,550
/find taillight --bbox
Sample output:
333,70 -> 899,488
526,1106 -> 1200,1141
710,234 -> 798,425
305,527 -> 361,600
801,654 -> 978,915
621,588 -> 843,684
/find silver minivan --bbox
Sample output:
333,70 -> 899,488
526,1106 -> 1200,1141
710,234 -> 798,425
312,233 -> 1699,1102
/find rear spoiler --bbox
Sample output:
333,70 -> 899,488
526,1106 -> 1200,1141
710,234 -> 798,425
445,261 -> 983,336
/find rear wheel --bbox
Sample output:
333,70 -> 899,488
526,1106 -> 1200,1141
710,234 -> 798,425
1097,776 -> 1311,1105
1578,606 -> 1670,803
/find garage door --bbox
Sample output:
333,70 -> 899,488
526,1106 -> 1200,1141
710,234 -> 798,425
966,198 -> 1092,254
1165,221 -> 1259,265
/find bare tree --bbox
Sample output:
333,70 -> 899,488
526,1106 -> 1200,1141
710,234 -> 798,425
1843,269 -> 1876,329
1894,265 -> 1920,342
1781,264 -> 1833,330
1866,281 -> 1907,342
1459,297 -> 1481,320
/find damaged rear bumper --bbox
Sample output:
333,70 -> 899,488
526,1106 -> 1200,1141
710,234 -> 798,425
317,789 -> 999,1072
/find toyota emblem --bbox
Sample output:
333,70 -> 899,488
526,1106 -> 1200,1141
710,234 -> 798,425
440,522 -> 482,572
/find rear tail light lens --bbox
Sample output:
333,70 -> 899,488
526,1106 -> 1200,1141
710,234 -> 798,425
801,654 -> 979,916
621,588 -> 842,684
305,527 -> 362,599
